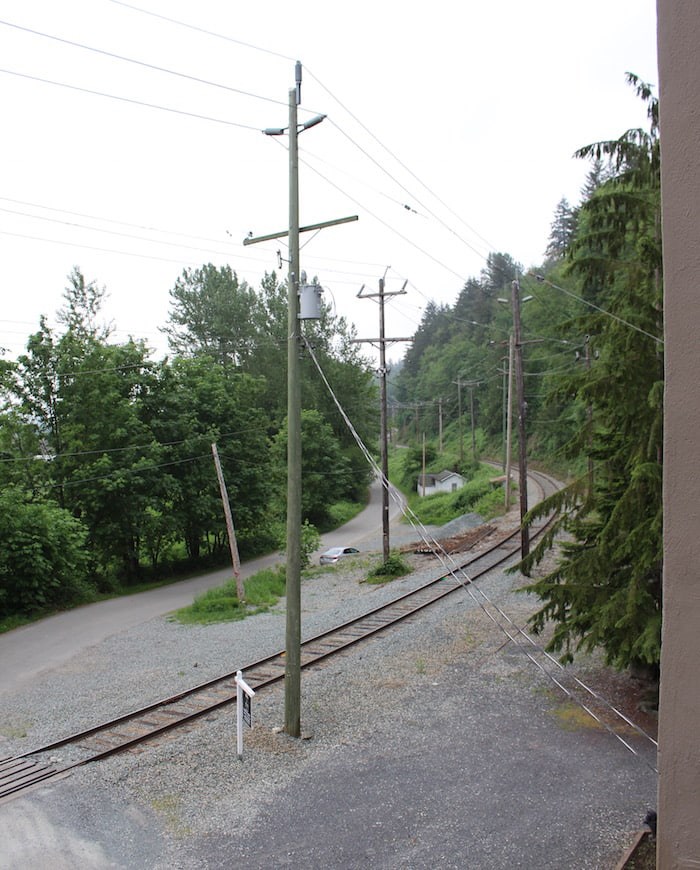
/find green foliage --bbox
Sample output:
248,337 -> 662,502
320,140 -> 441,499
519,75 -> 663,671
325,499 -> 365,530
1,263 -> 377,606
172,565 -> 286,625
366,551 -> 411,583
271,409 -> 355,527
0,488 -> 92,617
300,520 -> 321,568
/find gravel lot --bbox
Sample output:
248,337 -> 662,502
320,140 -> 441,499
0,514 -> 658,869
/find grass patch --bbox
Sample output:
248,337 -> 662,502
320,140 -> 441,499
365,552 -> 411,584
551,700 -> 604,732
325,499 -> 365,529
172,565 -> 286,625
471,485 -> 512,520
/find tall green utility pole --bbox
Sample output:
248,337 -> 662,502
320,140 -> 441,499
248,63 -> 357,738
285,80 -> 302,738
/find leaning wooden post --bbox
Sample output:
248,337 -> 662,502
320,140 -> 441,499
211,442 -> 244,601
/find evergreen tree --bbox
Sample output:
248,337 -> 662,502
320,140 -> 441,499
544,197 -> 577,261
521,75 -> 663,673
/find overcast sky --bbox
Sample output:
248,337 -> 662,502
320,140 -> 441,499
1,0 -> 658,364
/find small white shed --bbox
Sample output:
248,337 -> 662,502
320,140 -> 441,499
416,470 -> 466,497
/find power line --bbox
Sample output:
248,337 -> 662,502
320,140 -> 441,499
0,67 -> 262,131
106,0 -> 296,63
531,274 -> 664,345
106,0 -> 501,268
327,118 -> 492,264
0,18 -> 290,109
288,141 -> 468,284
307,70 -> 498,256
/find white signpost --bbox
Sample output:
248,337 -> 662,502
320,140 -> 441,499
235,670 -> 255,760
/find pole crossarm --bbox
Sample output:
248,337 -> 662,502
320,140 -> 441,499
355,275 -> 410,563
351,337 -> 414,346
243,215 -> 358,246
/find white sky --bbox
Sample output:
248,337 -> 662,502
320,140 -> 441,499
0,0 -> 658,364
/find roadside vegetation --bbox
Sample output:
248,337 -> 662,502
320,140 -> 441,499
0,268 -> 377,626
172,565 -> 287,625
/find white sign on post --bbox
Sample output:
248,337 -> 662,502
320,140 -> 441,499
235,670 -> 255,761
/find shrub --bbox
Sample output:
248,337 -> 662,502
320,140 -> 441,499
0,489 -> 92,617
366,552 -> 411,584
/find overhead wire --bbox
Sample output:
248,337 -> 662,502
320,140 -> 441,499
105,0 -> 498,278
0,68 -> 262,131
530,274 -> 664,346
306,67 -> 498,253
106,0 -> 296,63
0,18 -> 291,110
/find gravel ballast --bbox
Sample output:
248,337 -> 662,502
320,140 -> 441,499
0,517 -> 658,869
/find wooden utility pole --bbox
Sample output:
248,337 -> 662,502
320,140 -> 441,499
248,63 -> 356,738
211,443 -> 243,601
466,381 -> 479,460
355,275 -> 411,563
511,279 -> 529,560
505,334 -> 514,510
453,376 -> 464,465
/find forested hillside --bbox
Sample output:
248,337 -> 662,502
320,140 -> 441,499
0,266 -> 378,619
393,75 -> 662,672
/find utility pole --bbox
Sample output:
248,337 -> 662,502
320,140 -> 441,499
511,279 -> 529,560
505,334 -> 514,510
466,380 -> 478,460
438,397 -> 443,454
453,376 -> 464,465
247,63 -> 356,738
584,334 -> 594,491
355,274 -> 410,563
211,443 -> 243,601
284,79 -> 302,738
500,355 -> 508,473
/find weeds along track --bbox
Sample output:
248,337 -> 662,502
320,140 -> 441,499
0,471 -> 563,803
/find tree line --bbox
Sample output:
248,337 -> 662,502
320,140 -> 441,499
393,75 -> 662,674
0,266 -> 378,618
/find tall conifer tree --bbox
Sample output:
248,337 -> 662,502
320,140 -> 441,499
521,75 -> 663,673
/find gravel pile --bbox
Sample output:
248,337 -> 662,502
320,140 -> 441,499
0,512 -> 658,869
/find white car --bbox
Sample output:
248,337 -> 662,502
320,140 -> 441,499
319,546 -> 360,566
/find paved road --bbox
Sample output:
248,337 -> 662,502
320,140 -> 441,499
0,479 -> 403,696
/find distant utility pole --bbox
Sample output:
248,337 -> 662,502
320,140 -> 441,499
497,281 -> 531,560
511,279 -> 529,560
211,442 -> 243,601
505,334 -> 514,510
246,62 -> 356,738
355,273 -> 411,563
452,376 -> 464,465
466,380 -> 479,460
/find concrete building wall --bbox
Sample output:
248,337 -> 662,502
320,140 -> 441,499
656,2 -> 700,865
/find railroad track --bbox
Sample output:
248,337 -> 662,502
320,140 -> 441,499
0,470 -> 562,803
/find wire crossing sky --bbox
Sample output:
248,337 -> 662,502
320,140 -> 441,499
0,0 -> 658,362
